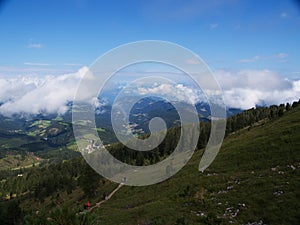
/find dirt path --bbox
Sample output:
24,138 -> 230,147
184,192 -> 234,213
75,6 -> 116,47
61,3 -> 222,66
79,182 -> 124,214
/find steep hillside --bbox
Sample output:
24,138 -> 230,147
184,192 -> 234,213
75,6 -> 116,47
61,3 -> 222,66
16,104 -> 300,225
84,106 -> 300,224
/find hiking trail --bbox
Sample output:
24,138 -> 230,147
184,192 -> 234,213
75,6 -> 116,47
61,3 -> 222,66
78,182 -> 124,214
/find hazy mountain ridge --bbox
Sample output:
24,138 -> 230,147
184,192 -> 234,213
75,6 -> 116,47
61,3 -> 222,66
0,96 -> 241,137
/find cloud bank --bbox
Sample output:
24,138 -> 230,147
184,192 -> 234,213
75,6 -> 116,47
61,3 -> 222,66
137,83 -> 205,105
0,67 -> 88,116
0,67 -> 299,116
130,69 -> 300,110
215,70 -> 300,109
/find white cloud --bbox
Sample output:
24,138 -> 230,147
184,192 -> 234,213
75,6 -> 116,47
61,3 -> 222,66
133,69 -> 300,110
238,55 -> 261,63
276,53 -> 288,59
210,23 -> 219,30
215,70 -> 300,109
293,80 -> 300,92
276,53 -> 288,62
137,83 -> 206,105
0,66 -> 81,77
0,67 -> 299,116
0,67 -> 89,116
24,62 -> 51,66
27,43 -> 43,49
238,53 -> 288,63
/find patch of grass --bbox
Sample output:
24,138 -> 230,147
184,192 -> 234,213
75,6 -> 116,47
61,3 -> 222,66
29,120 -> 51,129
0,153 -> 42,171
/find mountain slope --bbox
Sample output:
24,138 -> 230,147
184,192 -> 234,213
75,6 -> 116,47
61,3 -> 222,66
87,106 -> 300,224
1,104 -> 299,225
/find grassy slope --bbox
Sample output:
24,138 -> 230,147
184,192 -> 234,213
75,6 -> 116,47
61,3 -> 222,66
0,153 -> 42,171
85,107 -> 300,224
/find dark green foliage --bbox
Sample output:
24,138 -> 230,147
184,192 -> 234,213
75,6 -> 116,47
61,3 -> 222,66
107,102 -> 293,167
0,157 -> 86,203
292,101 -> 299,108
0,200 -> 22,225
24,206 -> 90,225
78,164 -> 102,197
175,217 -> 187,225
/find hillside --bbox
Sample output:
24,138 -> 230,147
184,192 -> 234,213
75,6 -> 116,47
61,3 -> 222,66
84,105 -> 300,224
0,102 -> 299,224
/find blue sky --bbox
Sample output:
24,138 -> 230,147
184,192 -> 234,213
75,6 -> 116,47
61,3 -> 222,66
0,0 -> 300,115
0,0 -> 300,78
